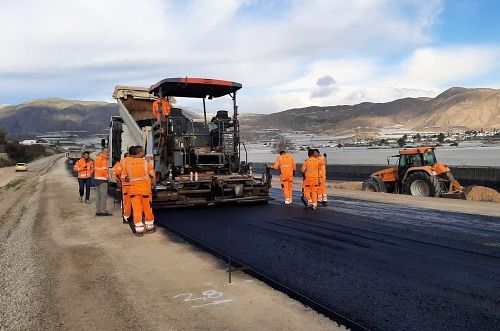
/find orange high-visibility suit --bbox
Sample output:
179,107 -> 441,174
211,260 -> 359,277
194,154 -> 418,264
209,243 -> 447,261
301,156 -> 320,208
152,98 -> 171,121
272,153 -> 296,205
94,153 -> 109,181
317,155 -> 327,202
74,158 -> 94,179
112,156 -> 133,220
122,158 -> 155,234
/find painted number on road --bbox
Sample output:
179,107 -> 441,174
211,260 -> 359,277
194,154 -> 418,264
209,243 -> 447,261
174,290 -> 233,308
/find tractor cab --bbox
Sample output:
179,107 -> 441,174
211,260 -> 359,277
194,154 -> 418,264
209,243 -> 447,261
397,147 -> 436,180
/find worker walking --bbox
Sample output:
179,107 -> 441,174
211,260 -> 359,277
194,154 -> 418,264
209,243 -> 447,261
122,146 -> 156,237
301,149 -> 320,210
314,149 -> 328,205
74,151 -> 94,204
268,149 -> 296,205
94,148 -> 112,216
112,148 -> 134,224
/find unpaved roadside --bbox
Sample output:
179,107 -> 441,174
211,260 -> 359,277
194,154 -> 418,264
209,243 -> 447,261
1,156 -> 343,331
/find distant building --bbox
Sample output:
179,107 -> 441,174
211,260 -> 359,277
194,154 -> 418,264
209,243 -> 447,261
20,139 -> 37,145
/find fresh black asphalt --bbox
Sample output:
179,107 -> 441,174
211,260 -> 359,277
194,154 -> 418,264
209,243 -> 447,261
155,188 -> 500,330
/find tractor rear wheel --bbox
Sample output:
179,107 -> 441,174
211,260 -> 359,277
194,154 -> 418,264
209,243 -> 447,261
403,172 -> 441,197
362,176 -> 387,193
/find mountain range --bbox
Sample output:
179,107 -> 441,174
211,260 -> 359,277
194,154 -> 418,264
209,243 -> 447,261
242,87 -> 500,135
1,87 -> 499,138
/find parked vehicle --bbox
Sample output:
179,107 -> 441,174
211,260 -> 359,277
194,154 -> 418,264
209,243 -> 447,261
15,163 -> 28,172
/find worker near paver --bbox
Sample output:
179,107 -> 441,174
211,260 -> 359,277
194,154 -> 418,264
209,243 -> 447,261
94,148 -> 112,217
268,149 -> 296,206
314,149 -> 328,205
113,148 -> 134,224
74,151 -> 94,204
301,149 -> 320,209
122,145 -> 156,237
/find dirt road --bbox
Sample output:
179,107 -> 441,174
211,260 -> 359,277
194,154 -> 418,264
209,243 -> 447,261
0,156 -> 341,331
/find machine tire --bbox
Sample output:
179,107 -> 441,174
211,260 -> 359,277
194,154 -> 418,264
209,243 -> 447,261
403,172 -> 441,197
362,177 -> 386,193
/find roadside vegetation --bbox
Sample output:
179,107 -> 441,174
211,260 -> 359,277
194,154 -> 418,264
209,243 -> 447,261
272,136 -> 296,153
0,129 -> 59,167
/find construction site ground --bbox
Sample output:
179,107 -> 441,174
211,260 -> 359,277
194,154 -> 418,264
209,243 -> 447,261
0,156 -> 342,331
2,156 -> 499,330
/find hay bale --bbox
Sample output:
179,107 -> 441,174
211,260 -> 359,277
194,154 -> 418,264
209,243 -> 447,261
464,186 -> 500,203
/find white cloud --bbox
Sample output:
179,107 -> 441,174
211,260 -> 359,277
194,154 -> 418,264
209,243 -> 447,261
4,0 -> 484,114
394,46 -> 500,89
253,45 -> 500,113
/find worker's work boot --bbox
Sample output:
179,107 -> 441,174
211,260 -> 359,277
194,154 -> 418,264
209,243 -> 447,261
79,196 -> 83,203
122,215 -> 129,224
85,200 -> 91,204
135,223 -> 145,237
312,204 -> 318,210
145,221 -> 156,234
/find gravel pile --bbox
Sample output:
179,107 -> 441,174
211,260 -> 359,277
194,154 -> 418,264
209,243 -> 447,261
465,186 -> 500,203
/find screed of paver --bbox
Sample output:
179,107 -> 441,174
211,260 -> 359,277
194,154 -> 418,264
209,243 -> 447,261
36,158 -> 344,331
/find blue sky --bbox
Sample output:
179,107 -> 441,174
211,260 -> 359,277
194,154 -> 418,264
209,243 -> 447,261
1,0 -> 500,113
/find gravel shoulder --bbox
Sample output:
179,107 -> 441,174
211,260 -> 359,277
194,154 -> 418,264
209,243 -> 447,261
0,157 -> 343,331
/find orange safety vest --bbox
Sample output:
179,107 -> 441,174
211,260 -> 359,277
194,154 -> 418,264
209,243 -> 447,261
152,99 -> 171,120
301,157 -> 320,181
317,155 -> 326,179
94,153 -> 109,180
123,158 -> 155,195
113,157 -> 133,192
74,158 -> 94,179
272,154 -> 296,178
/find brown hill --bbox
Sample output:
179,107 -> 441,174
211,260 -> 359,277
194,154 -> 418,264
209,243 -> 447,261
242,87 -> 500,134
0,99 -> 118,137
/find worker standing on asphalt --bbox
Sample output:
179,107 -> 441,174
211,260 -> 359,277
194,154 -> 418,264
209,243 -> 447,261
268,149 -> 296,206
94,148 -> 112,216
74,151 -> 94,204
301,149 -> 320,210
314,149 -> 328,205
122,145 -> 156,237
113,148 -> 134,224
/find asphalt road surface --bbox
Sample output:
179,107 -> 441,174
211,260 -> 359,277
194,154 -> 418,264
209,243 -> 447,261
155,188 -> 500,331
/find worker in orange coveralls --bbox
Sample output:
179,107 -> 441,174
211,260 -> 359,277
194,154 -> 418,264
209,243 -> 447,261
121,146 -> 155,237
112,147 -> 135,224
314,149 -> 328,205
301,149 -> 320,210
268,149 -> 296,206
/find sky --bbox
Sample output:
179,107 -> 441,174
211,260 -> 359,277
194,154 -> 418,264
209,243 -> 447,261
1,0 -> 500,113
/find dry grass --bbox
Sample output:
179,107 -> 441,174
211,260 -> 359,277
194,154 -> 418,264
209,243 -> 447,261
328,181 -> 363,191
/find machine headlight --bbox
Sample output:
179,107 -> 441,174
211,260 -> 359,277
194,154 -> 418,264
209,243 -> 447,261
234,184 -> 244,197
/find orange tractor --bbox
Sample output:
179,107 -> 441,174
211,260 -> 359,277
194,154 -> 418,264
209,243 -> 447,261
362,147 -> 465,198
